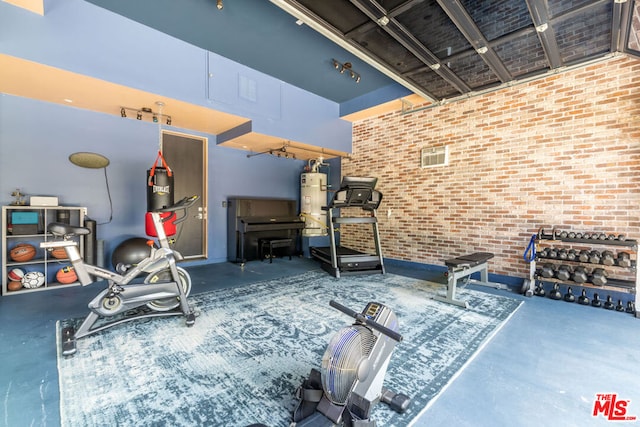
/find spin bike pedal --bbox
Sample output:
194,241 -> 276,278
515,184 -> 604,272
61,326 -> 78,357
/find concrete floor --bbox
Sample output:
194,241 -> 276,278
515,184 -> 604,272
1,257 -> 638,426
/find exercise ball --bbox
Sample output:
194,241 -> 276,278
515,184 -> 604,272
111,237 -> 155,270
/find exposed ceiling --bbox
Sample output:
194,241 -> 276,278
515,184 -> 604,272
4,0 -> 640,161
87,0 -> 640,107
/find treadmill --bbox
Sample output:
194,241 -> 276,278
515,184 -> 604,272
310,176 -> 385,278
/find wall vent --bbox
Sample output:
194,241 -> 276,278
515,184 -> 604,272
421,146 -> 448,168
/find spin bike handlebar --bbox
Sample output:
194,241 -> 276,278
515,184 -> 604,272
329,300 -> 403,343
153,195 -> 199,225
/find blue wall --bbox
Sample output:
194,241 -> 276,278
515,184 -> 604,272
0,0 -> 351,264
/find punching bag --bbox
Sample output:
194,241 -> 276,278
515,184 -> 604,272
147,150 -> 174,211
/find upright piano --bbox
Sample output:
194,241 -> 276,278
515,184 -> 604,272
227,197 -> 304,264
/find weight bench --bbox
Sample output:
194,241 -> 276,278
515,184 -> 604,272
433,252 -> 508,309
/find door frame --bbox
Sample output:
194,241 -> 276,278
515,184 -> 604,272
161,129 -> 208,260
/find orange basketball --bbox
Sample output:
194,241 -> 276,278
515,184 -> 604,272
7,281 -> 22,291
50,247 -> 68,259
10,244 -> 36,262
56,266 -> 77,284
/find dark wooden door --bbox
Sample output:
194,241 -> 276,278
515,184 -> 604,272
161,131 -> 207,259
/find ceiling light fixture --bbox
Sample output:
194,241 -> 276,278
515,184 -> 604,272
331,59 -> 361,84
216,0 -> 223,10
120,105 -> 173,126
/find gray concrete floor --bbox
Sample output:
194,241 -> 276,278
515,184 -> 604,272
1,257 -> 638,426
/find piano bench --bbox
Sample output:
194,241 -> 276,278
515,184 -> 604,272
259,238 -> 293,263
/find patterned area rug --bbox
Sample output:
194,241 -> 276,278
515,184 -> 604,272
57,271 -> 522,427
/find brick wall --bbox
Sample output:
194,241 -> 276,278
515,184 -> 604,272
342,55 -> 640,279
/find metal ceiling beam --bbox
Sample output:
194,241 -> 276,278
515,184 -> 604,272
611,0 -> 632,52
525,0 -> 563,69
349,0 -> 471,94
435,0 -> 512,83
269,0 -> 437,103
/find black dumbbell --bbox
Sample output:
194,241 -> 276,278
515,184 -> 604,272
567,249 -> 578,261
601,251 -> 615,266
540,263 -> 556,278
617,234 -> 626,241
568,232 -> 576,239
591,268 -> 608,286
548,283 -> 562,300
578,250 -> 590,263
575,232 -> 584,239
557,249 -> 568,260
577,289 -> 590,305
588,250 -> 601,264
617,252 -> 631,268
563,287 -> 575,303
598,233 -> 607,240
572,266 -> 589,284
547,247 -> 558,259
603,295 -> 614,310
591,293 -> 602,307
555,264 -> 573,281
559,231 -> 568,239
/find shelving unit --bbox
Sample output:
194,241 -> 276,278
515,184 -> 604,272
2,206 -> 86,295
527,229 -> 638,317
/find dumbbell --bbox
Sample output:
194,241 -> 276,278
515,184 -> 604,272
548,283 -> 562,300
567,249 -> 578,261
568,232 -> 576,239
539,263 -> 556,279
572,266 -> 589,284
557,249 -> 568,260
591,268 -> 608,286
588,250 -> 601,264
578,250 -> 590,263
617,252 -> 631,268
601,251 -> 615,266
559,231 -> 568,239
555,264 -> 573,281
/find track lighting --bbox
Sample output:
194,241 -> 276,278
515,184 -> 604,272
120,105 -> 173,125
331,59 -> 361,84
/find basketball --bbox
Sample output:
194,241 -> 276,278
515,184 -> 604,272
21,271 -> 45,289
10,244 -> 36,262
7,281 -> 22,291
8,268 -> 25,281
50,247 -> 68,259
56,266 -> 77,284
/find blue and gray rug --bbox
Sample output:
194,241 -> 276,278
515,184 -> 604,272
57,271 -> 522,427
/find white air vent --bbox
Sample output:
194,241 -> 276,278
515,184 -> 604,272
421,146 -> 448,168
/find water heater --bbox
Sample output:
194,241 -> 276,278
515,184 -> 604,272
301,171 -> 327,237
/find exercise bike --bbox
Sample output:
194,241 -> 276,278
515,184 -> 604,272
41,195 -> 199,356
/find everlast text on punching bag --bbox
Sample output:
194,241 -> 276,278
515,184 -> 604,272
147,150 -> 174,211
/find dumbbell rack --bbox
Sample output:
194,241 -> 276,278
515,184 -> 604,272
527,229 -> 638,317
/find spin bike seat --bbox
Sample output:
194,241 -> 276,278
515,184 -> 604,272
48,222 -> 91,237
